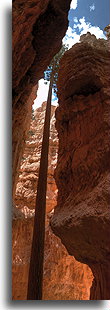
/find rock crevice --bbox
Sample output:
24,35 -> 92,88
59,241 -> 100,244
12,0 -> 71,197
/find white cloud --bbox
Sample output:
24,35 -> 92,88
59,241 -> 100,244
76,17 -> 89,31
90,3 -> 95,11
52,97 -> 58,106
66,26 -> 74,37
33,79 -> 49,110
63,17 -> 106,49
52,89 -> 58,106
63,31 -> 80,48
70,0 -> 78,10
33,79 -> 58,110
74,17 -> 78,23
63,25 -> 80,48
77,17 -> 106,39
83,26 -> 106,39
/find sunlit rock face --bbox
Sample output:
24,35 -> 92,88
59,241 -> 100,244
12,84 -> 38,198
15,102 -> 58,213
12,0 -> 71,197
51,35 -> 110,300
12,103 -> 93,300
12,215 -> 93,300
43,216 -> 92,300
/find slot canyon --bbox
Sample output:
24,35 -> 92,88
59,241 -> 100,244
12,0 -> 110,300
12,102 -> 93,300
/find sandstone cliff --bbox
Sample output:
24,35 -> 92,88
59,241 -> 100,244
12,215 -> 92,300
12,103 -> 93,300
15,102 -> 58,213
12,0 -> 71,197
51,34 -> 110,300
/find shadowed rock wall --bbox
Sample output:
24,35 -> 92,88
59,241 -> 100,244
12,0 -> 71,196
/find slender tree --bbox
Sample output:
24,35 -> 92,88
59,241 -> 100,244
27,45 -> 68,300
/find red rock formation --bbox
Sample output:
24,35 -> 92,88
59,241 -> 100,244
12,84 -> 38,198
43,216 -> 92,300
12,214 -> 93,300
15,102 -> 58,213
12,0 -> 71,197
51,34 -> 110,300
12,103 -> 93,300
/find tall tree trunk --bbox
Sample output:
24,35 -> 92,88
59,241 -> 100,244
27,72 -> 54,300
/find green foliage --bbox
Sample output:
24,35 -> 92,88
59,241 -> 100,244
44,44 -> 68,94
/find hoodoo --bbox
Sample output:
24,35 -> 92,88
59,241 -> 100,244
51,34 -> 110,300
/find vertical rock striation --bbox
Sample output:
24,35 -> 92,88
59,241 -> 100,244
12,84 -> 38,198
12,214 -> 93,300
43,215 -> 92,300
12,103 -> 93,300
15,102 -> 58,213
51,34 -> 110,300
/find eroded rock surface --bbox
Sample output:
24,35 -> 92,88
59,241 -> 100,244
12,0 -> 71,196
51,35 -> 110,300
12,103 -> 93,300
15,102 -> 58,213
12,215 -> 92,300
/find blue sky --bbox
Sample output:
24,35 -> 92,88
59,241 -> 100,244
69,0 -> 109,31
63,0 -> 110,47
33,0 -> 110,109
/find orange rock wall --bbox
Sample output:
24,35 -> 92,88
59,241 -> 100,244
15,102 -> 58,213
51,35 -> 110,300
12,0 -> 71,196
12,216 -> 93,300
12,103 -> 93,300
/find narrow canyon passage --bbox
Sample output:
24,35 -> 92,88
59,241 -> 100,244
12,102 -> 93,300
12,0 -> 110,301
